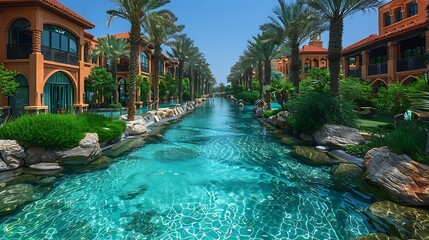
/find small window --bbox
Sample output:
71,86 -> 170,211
384,12 -> 391,26
69,39 -> 77,54
51,32 -> 60,49
395,8 -> 403,22
407,1 -> 418,17
42,30 -> 50,47
60,35 -> 69,51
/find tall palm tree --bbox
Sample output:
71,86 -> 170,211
142,12 -> 183,110
107,0 -> 171,120
167,34 -> 194,104
262,0 -> 326,93
247,38 -> 265,100
186,46 -> 204,100
306,0 -> 383,96
92,35 -> 130,104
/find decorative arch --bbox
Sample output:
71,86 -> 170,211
371,78 -> 388,93
401,75 -> 418,85
44,69 -> 78,92
41,24 -> 79,65
8,18 -> 32,59
117,77 -> 128,102
43,71 -> 75,113
9,75 -> 29,116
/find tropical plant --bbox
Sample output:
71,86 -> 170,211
85,67 -> 116,107
167,34 -> 194,103
107,0 -> 172,120
142,11 -> 183,110
262,0 -> 326,93
411,90 -> 429,111
306,0 -> 383,96
372,83 -> 412,115
159,75 -> 177,100
0,63 -> 19,106
300,68 -> 330,94
92,35 -> 130,103
340,77 -> 372,107
270,79 -> 293,109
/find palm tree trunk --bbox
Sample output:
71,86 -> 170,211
264,60 -> 272,110
249,70 -> 254,91
112,63 -> 119,104
153,45 -> 161,110
127,24 -> 139,120
178,61 -> 184,104
290,43 -> 300,93
258,62 -> 263,100
189,68 -> 194,100
328,18 -> 343,96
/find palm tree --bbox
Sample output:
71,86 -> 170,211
247,38 -> 265,100
262,0 -> 326,93
306,0 -> 383,96
92,35 -> 130,104
107,0 -> 171,120
186,46 -> 204,99
142,12 -> 183,110
167,34 -> 194,104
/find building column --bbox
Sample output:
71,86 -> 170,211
387,41 -> 399,84
29,29 -> 44,107
341,57 -> 348,78
361,50 -> 369,80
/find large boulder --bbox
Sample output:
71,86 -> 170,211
364,147 -> 429,206
313,124 -> 365,148
292,146 -> 330,166
266,111 -> 289,130
59,133 -> 101,164
0,140 -> 26,172
331,163 -> 365,190
365,201 -> 429,239
126,119 -> 147,136
0,184 -> 33,215
24,147 -> 45,166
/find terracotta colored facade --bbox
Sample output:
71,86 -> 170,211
0,0 -> 178,115
342,0 -> 429,90
273,36 -> 329,80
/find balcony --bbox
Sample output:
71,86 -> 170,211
348,69 -> 361,78
368,63 -> 387,76
42,46 -> 78,65
397,55 -> 426,72
7,44 -> 32,59
117,65 -> 129,72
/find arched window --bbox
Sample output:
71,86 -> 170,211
140,52 -> 149,72
384,12 -> 391,26
407,1 -> 418,17
8,18 -> 32,59
395,8 -> 403,22
42,25 -> 78,65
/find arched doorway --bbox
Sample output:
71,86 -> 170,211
118,78 -> 128,103
43,72 -> 74,113
9,75 -> 29,116
8,18 -> 32,59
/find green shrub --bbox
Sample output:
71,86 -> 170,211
264,109 -> 281,118
234,91 -> 259,104
106,103 -> 123,109
285,92 -> 358,132
300,69 -> 330,94
344,137 -> 384,158
0,114 -> 126,149
384,121 -> 428,163
372,83 -> 412,115
340,78 -> 372,107
183,91 -> 191,101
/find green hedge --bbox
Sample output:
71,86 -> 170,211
234,91 -> 259,104
0,114 -> 126,149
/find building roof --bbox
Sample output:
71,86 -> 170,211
343,19 -> 427,53
107,32 -> 149,43
299,45 -> 328,53
41,0 -> 94,29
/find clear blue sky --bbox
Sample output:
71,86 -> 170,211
61,0 -> 380,85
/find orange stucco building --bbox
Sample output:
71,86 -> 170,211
0,0 -> 98,114
342,0 -> 429,90
0,0 -> 178,115
273,36 -> 329,80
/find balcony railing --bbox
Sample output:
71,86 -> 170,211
117,65 -> 129,72
141,63 -> 149,73
397,55 -> 426,72
42,46 -> 78,65
7,44 -> 32,59
348,69 -> 362,78
368,63 -> 387,76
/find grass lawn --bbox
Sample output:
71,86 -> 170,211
357,114 -> 393,130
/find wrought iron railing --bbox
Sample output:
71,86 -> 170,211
7,44 -> 32,59
368,63 -> 387,76
42,46 -> 78,65
397,55 -> 426,72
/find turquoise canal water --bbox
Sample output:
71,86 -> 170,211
1,98 -> 376,239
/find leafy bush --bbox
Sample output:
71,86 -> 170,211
300,69 -> 330,94
372,83 -> 412,115
182,91 -> 191,101
340,78 -> 372,107
234,91 -> 259,104
0,114 -> 126,149
264,109 -> 281,118
232,85 -> 245,94
285,92 -> 358,132
106,103 -> 123,109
